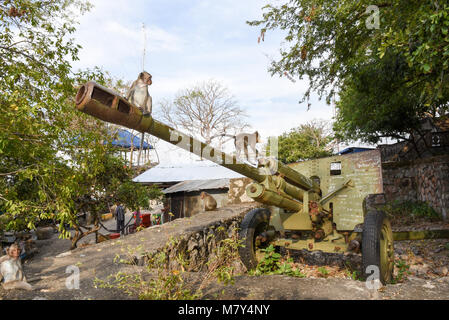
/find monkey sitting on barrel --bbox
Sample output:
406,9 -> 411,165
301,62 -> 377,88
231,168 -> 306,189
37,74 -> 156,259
126,71 -> 152,115
126,71 -> 153,164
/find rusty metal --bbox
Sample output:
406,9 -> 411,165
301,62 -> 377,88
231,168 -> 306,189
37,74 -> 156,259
343,232 -> 349,244
348,240 -> 360,252
314,230 -> 325,240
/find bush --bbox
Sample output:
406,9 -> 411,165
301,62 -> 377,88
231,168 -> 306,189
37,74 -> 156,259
383,200 -> 440,222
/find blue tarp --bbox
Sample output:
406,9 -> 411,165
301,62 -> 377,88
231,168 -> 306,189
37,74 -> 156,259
339,147 -> 373,155
66,129 -> 153,150
109,129 -> 153,150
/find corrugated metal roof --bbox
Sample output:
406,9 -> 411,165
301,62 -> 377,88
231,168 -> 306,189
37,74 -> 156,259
163,179 -> 230,194
132,160 -> 245,183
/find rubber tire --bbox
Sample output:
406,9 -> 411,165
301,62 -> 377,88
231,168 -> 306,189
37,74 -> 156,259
362,210 -> 394,284
238,208 -> 271,271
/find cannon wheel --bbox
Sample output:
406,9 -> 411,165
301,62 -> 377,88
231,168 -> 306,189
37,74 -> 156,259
238,208 -> 272,270
362,210 -> 394,284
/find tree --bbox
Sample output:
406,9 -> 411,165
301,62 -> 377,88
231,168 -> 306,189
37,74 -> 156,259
158,80 -> 249,145
65,89 -> 164,248
0,0 -> 92,235
116,182 -> 163,213
0,1 -> 159,249
274,120 -> 334,164
249,1 -> 449,143
333,51 -> 431,145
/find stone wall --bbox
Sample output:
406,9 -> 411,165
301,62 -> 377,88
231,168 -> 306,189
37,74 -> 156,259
163,215 -> 245,273
382,155 -> 449,220
140,178 -> 256,272
133,203 -> 259,273
182,191 -> 229,217
228,178 -> 254,204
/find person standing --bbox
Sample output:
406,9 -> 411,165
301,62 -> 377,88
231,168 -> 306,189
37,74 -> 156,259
115,203 -> 125,235
134,209 -> 141,228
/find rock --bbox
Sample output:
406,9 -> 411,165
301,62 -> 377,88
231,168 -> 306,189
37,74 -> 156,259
55,251 -> 72,258
187,239 -> 198,252
435,266 -> 448,276
231,260 -> 247,275
188,249 -> 200,270
35,227 -> 54,240
414,256 -> 424,264
410,263 -> 429,275
434,247 -> 444,254
422,282 -> 435,289
309,251 -> 326,265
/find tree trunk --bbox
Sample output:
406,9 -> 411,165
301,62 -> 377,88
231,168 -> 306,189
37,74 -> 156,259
70,224 -> 101,250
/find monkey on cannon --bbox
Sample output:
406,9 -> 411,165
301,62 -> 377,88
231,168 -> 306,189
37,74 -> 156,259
126,71 -> 153,115
126,71 -> 153,165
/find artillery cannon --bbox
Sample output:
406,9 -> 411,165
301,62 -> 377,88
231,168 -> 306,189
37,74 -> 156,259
75,82 -> 394,284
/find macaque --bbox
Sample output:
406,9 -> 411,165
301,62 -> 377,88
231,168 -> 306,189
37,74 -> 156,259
0,243 -> 32,291
126,71 -> 153,115
126,71 -> 153,165
200,192 -> 217,211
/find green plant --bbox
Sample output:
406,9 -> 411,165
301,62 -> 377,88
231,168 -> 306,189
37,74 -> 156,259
347,270 -> 361,281
252,245 -> 282,275
97,249 -> 202,300
344,261 -> 362,281
445,243 -> 449,250
99,229 -> 247,299
202,231 -> 244,287
383,200 -> 440,222
251,245 -> 305,278
317,267 -> 329,278
391,259 -> 411,284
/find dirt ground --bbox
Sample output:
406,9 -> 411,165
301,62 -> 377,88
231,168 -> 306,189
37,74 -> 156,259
0,206 -> 448,300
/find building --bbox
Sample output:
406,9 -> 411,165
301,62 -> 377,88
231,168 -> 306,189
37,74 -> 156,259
133,161 -> 248,219
162,179 -> 231,219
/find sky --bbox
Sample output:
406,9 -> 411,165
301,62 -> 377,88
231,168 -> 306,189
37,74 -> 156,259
71,0 -> 362,164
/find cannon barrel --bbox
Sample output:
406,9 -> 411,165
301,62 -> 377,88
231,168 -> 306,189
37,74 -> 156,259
75,82 -> 321,211
75,82 -> 266,182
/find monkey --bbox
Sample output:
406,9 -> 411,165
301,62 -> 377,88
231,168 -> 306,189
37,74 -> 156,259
200,192 -> 217,212
210,131 -> 261,164
126,71 -> 153,165
0,243 -> 32,291
126,71 -> 153,115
